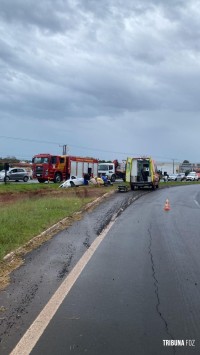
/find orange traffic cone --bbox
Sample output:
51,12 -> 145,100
164,199 -> 171,211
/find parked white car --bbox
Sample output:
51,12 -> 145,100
167,174 -> 178,181
186,172 -> 199,181
176,173 -> 186,181
59,176 -> 84,188
0,170 -> 6,180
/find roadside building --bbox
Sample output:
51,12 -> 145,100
157,162 -> 180,176
179,161 -> 194,173
157,161 -> 200,175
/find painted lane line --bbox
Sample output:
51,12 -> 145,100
194,199 -> 200,207
10,219 -> 116,355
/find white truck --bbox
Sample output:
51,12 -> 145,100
126,157 -> 160,190
98,160 -> 126,182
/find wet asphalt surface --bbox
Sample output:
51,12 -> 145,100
31,185 -> 200,355
0,188 -> 150,354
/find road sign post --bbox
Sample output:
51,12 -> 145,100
4,163 -> 9,184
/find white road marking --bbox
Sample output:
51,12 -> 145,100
194,199 -> 200,207
10,219 -> 116,355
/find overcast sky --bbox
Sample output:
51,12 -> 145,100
1,0 -> 200,163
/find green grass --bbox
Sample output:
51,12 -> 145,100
160,180 -> 200,187
0,194 -> 94,260
0,182 -> 60,193
0,183 -> 116,261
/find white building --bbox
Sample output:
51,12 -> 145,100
157,162 -> 181,175
157,161 -> 200,175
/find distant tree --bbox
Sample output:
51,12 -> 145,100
0,156 -> 20,170
0,156 -> 20,163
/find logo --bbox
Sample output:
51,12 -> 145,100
163,340 -> 195,347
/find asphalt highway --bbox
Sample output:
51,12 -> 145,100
1,185 -> 200,354
18,186 -> 200,353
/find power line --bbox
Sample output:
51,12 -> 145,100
0,135 -> 142,156
0,135 -> 184,161
0,135 -> 60,145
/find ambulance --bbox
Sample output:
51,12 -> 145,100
126,157 -> 160,190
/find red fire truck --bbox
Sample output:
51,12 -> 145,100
32,153 -> 98,183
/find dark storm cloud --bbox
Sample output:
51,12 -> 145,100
1,0 -> 200,161
0,0 -> 78,33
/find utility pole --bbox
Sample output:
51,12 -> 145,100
172,158 -> 179,174
4,162 -> 9,184
60,144 -> 69,155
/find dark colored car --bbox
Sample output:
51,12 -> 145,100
4,168 -> 29,182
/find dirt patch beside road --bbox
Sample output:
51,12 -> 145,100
0,186 -> 111,206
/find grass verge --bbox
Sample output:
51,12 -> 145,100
0,184 -> 115,261
0,196 -> 90,260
